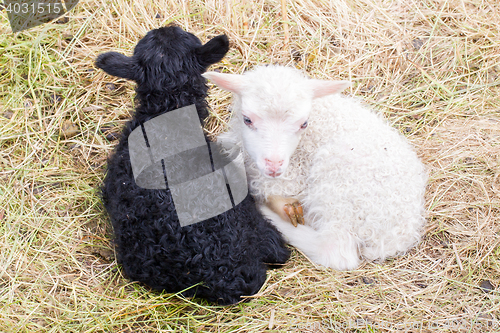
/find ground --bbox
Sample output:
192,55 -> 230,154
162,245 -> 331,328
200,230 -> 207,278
0,0 -> 499,332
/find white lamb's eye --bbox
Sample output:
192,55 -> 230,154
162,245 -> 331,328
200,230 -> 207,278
243,116 -> 253,126
300,120 -> 308,129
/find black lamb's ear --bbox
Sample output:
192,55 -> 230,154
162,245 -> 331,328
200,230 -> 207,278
195,34 -> 230,68
95,52 -> 143,82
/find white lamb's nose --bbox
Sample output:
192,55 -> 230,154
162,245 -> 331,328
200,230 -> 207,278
264,158 -> 284,175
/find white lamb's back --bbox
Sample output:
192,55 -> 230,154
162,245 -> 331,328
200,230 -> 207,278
300,94 -> 427,259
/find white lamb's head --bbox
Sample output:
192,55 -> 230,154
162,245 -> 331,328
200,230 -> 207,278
204,65 -> 350,178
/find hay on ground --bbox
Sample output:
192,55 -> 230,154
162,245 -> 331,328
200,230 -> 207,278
0,0 -> 499,331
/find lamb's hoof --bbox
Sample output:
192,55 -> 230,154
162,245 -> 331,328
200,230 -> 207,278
265,196 -> 305,227
283,202 -> 304,227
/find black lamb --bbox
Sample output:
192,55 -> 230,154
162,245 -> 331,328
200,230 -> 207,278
95,25 -> 290,305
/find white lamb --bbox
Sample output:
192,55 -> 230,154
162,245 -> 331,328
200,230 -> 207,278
203,65 -> 427,270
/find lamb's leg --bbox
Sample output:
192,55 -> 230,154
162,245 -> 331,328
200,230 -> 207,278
265,195 -> 305,227
259,204 -> 361,270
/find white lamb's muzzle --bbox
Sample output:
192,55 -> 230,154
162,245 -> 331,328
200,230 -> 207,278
261,160 -> 289,178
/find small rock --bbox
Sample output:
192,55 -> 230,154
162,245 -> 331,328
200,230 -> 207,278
3,109 -> 14,119
404,127 -> 412,133
24,99 -> 33,109
155,13 -> 163,19
49,93 -> 62,104
60,120 -> 79,138
412,39 -> 424,50
68,143 -> 80,150
105,83 -> 116,91
106,132 -> 120,141
63,34 -> 74,42
464,157 -> 475,164
92,248 -> 114,262
439,239 -> 450,248
291,49 -> 302,61
56,16 -> 69,24
360,85 -> 375,93
480,280 -> 495,293
362,276 -> 375,285
33,185 -> 45,195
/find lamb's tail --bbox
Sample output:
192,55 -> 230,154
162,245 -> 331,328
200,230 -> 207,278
259,205 -> 361,270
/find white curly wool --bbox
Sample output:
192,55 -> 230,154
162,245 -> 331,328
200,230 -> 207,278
204,66 -> 427,270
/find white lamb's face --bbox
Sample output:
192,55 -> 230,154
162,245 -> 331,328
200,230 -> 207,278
238,97 -> 312,178
202,67 -> 351,178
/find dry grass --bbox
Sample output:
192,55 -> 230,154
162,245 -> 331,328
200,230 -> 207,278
1,0 -> 499,332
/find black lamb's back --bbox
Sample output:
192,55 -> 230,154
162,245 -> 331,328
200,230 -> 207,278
96,25 -> 289,305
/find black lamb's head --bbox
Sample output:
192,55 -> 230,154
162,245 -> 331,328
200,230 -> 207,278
95,25 -> 229,92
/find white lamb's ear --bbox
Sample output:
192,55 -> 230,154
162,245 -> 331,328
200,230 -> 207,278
202,72 -> 245,94
309,80 -> 351,99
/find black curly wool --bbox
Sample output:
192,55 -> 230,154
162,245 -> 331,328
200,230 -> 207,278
96,26 -> 290,305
